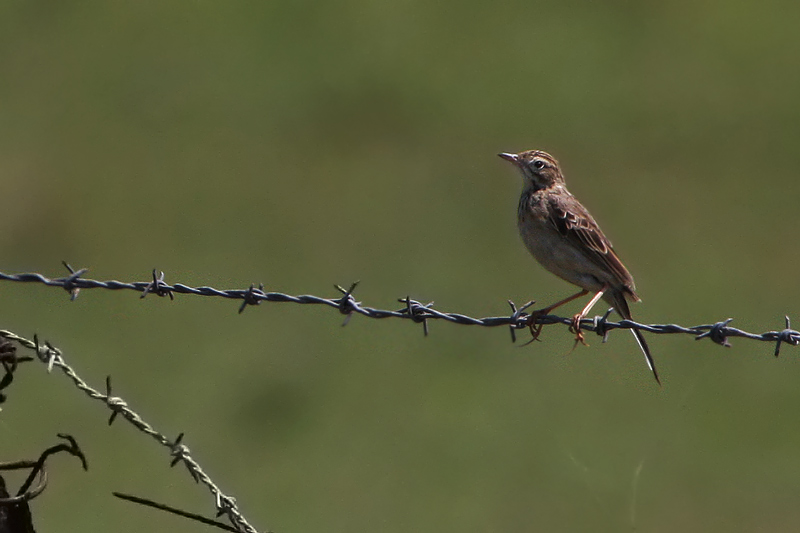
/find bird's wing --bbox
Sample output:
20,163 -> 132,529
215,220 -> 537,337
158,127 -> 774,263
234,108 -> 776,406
547,192 -> 636,293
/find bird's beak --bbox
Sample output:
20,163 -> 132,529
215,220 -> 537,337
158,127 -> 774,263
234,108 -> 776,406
498,152 -> 520,165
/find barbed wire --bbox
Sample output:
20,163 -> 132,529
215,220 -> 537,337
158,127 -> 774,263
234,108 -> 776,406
0,329 -> 262,533
1,264 -> 798,355
2,264 -> 799,530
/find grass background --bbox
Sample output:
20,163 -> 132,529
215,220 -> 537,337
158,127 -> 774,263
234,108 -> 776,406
2,1 -> 800,531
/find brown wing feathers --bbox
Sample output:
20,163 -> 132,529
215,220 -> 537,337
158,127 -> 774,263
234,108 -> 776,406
547,194 -> 636,294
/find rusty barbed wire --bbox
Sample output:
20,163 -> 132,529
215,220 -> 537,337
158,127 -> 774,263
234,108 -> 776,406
0,264 -> 798,354
0,329 -> 262,533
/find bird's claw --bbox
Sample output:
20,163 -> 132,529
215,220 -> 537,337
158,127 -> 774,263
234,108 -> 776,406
521,310 -> 548,346
569,313 -> 589,347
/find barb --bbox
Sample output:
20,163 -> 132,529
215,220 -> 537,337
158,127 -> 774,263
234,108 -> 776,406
0,329 -> 261,533
0,266 -> 799,355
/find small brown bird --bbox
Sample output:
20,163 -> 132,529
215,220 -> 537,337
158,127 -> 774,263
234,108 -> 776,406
499,149 -> 659,384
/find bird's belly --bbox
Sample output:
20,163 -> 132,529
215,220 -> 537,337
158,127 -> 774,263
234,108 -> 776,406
519,225 -> 606,292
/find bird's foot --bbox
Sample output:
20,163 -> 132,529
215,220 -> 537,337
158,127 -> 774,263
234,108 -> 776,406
569,313 -> 589,348
520,309 -> 550,346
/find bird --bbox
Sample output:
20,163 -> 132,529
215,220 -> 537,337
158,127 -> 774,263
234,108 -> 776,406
498,149 -> 659,384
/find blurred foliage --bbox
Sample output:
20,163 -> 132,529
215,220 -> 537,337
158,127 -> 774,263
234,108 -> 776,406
1,1 -> 800,532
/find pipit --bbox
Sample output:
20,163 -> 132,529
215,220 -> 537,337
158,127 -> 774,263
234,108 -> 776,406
499,149 -> 659,384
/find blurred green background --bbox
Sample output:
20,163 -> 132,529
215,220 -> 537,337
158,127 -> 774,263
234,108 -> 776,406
2,1 -> 800,531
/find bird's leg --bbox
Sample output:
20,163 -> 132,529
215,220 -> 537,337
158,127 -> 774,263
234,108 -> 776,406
569,285 -> 609,346
524,289 -> 589,344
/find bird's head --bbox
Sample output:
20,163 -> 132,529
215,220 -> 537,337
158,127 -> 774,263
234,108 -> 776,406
498,150 -> 564,190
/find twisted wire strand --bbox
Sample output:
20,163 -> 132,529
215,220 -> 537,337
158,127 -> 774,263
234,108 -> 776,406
0,266 -> 798,353
0,329 -> 262,533
1,265 -> 799,531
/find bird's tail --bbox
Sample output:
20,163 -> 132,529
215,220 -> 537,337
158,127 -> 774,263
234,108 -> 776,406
630,328 -> 660,386
613,291 -> 661,386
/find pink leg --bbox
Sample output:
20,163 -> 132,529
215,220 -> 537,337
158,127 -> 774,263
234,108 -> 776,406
570,285 -> 609,345
525,289 -> 589,342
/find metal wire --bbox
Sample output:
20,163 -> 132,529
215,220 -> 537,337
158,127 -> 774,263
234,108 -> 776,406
1,263 -> 798,531
0,265 -> 798,354
0,329 -> 262,533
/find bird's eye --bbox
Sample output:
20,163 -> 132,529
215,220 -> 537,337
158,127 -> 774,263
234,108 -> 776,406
532,159 -> 545,169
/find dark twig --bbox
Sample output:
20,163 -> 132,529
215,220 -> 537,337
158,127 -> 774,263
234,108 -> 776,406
0,434 -> 86,505
15,434 -> 87,496
113,492 -> 238,532
0,330 -> 260,533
